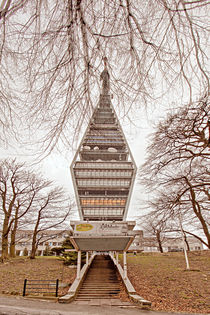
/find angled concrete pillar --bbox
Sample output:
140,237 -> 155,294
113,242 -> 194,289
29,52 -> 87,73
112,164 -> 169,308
77,250 -> 81,279
86,251 -> 89,265
116,252 -> 119,264
123,251 -> 127,279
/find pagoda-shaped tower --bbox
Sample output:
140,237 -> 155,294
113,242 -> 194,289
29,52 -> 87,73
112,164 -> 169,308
60,62 -> 150,306
71,60 -> 137,222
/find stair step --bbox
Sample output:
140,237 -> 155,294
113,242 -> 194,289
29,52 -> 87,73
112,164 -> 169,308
80,286 -> 120,288
77,294 -> 118,299
79,289 -> 120,294
75,255 -> 122,301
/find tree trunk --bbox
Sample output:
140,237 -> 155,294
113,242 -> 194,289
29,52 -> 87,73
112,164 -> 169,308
1,218 -> 9,261
9,214 -> 19,257
1,233 -> 9,261
30,233 -> 37,259
30,243 -> 36,259
184,232 -> 190,251
9,229 -> 16,257
30,209 -> 41,259
156,231 -> 163,253
189,186 -> 210,249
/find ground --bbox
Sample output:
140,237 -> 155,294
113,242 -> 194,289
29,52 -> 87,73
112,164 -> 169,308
0,256 -> 76,297
0,252 -> 209,314
125,251 -> 210,314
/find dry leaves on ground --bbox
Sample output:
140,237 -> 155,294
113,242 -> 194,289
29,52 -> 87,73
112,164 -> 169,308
0,257 -> 76,297
126,251 -> 210,314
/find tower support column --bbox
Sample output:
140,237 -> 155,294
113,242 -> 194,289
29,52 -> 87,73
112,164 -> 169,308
86,251 -> 89,265
116,252 -> 119,264
77,250 -> 81,279
123,251 -> 127,279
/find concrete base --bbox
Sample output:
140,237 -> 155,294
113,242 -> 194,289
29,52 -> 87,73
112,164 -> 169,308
59,254 -> 95,303
110,254 -> 152,308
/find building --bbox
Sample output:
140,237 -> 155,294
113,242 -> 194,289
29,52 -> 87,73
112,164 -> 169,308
69,59 -> 138,256
0,229 -> 203,256
129,231 -> 204,252
70,61 -> 136,222
0,230 -> 69,257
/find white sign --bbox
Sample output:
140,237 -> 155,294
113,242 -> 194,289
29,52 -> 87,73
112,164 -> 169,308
74,222 -> 128,236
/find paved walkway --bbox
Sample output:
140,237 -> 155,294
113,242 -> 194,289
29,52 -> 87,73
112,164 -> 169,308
0,295 -> 205,315
71,298 -> 134,307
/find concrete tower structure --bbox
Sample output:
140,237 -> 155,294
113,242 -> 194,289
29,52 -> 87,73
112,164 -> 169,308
70,59 -> 137,253
71,60 -> 137,222
60,62 -> 151,306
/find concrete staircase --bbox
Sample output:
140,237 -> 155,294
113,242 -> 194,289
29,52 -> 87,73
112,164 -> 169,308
75,255 -> 121,301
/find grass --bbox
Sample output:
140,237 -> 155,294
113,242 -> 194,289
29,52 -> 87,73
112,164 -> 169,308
0,256 -> 76,297
0,251 -> 209,313
122,251 -> 210,314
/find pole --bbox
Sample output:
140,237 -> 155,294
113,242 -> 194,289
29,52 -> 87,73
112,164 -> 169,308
86,251 -> 89,265
77,250 -> 81,279
123,251 -> 127,279
179,210 -> 190,270
55,279 -> 59,297
23,279 -> 27,296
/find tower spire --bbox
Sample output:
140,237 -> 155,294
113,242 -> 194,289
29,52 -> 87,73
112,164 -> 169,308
100,57 -> 110,95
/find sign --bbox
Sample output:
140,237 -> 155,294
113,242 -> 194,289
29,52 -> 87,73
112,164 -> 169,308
74,221 -> 128,236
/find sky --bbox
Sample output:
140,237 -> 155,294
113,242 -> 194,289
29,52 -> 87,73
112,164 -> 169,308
0,91 -> 169,224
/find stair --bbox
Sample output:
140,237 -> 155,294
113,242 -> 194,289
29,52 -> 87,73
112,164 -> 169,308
75,255 -> 121,301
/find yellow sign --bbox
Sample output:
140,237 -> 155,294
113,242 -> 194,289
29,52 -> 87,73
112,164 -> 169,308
76,223 -> 93,232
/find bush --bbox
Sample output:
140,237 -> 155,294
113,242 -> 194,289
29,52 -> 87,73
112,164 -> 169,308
61,238 -> 85,266
23,248 -> 28,256
43,244 -> 52,256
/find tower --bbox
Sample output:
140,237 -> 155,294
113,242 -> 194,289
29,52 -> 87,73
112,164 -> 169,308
70,60 -> 137,253
71,61 -> 137,223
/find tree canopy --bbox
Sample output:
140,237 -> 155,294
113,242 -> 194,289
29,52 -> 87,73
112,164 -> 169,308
0,0 -> 209,152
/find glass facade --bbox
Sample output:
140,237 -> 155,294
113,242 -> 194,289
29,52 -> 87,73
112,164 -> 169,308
71,89 -> 136,221
75,170 -> 132,178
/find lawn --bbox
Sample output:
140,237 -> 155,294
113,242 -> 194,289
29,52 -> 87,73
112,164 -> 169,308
0,251 -> 209,314
124,250 -> 210,313
0,256 -> 76,297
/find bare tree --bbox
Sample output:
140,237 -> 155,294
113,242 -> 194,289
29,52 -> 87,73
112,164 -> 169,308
28,187 -> 72,259
0,159 -> 37,260
0,158 -> 72,260
0,1 -> 209,152
140,96 -> 210,248
138,211 -> 170,253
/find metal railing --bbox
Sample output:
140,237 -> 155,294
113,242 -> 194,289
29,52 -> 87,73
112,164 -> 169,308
23,279 -> 59,297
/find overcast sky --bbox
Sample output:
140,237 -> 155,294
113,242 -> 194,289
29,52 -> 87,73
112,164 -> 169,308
0,91 -> 172,224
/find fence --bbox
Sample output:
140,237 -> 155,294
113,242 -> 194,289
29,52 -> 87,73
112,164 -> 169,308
23,279 -> 59,297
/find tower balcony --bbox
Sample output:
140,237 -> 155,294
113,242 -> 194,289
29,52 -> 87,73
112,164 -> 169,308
83,139 -> 125,147
76,178 -> 131,188
80,150 -> 128,161
74,161 -> 134,170
74,170 -> 133,178
94,118 -> 115,124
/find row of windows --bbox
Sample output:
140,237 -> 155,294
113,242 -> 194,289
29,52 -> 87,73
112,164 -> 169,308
75,170 -> 132,178
88,130 -> 120,135
95,110 -> 113,115
83,208 -> 123,215
94,116 -> 114,120
81,198 -> 126,206
75,162 -> 133,169
77,179 -> 130,187
94,118 -> 115,122
85,139 -> 124,144
87,135 -> 122,139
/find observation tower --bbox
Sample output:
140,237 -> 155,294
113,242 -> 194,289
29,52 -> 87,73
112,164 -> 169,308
70,58 -> 137,261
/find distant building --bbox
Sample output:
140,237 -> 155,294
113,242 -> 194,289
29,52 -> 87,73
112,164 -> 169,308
0,230 -> 69,256
128,230 -> 203,252
0,229 -> 204,256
